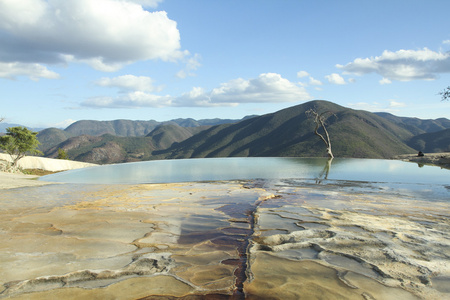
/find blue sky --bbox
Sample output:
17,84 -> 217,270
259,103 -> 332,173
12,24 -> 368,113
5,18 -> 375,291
1,0 -> 450,128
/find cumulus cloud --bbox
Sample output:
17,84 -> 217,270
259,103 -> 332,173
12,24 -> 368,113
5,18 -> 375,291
297,71 -> 309,78
82,73 -> 311,108
176,53 -> 202,79
325,73 -> 346,85
0,62 -> 60,81
174,73 -> 311,107
298,76 -> 323,88
95,75 -> 161,93
54,119 -> 76,128
82,92 -> 172,108
348,100 -> 407,113
388,100 -> 406,108
379,78 -> 392,85
0,0 -> 184,77
308,77 -> 323,86
125,0 -> 163,8
337,48 -> 450,81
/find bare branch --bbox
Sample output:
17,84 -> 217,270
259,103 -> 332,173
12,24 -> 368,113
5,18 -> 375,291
306,108 -> 336,158
439,86 -> 450,101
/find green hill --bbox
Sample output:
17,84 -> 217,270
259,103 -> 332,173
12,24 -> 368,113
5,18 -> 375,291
44,124 -> 210,164
153,100 -> 416,159
146,124 -> 209,149
64,119 -> 160,137
63,117 -> 247,137
37,128 -> 74,152
375,112 -> 450,135
407,128 -> 450,153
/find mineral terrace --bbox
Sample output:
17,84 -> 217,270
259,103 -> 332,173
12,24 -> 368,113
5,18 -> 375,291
0,178 -> 449,299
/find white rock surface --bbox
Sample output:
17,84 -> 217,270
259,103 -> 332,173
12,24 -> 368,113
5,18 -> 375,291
0,153 -> 96,172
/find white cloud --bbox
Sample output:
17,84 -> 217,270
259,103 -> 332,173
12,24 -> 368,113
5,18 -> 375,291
325,73 -> 346,85
176,53 -> 202,79
82,73 -> 312,108
379,78 -> 392,85
337,48 -> 450,81
0,62 -> 60,80
298,75 -> 323,87
95,75 -> 161,93
124,0 -> 163,8
308,77 -> 323,86
0,0 -> 184,74
348,100 -> 407,113
54,119 -> 76,128
297,70 -> 309,78
388,100 -> 406,108
443,40 -> 450,45
82,92 -> 172,108
175,73 -> 311,106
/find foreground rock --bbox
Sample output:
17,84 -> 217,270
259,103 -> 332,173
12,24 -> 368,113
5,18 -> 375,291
395,152 -> 450,169
0,154 -> 96,190
0,153 -> 96,173
0,172 -> 52,190
0,179 -> 448,299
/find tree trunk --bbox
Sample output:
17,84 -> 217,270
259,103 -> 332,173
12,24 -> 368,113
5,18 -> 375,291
307,108 -> 335,159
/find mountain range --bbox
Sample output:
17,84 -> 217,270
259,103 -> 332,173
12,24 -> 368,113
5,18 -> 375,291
3,100 -> 449,164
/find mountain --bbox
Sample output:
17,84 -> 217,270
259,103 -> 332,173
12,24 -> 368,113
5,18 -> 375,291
45,134 -> 152,164
44,123 -> 210,164
37,128 -> 74,152
34,100 -> 450,164
64,119 -> 161,137
407,128 -> 450,153
169,116 -> 257,127
1,123 -> 45,133
64,117 -> 250,137
37,117 -> 249,162
375,112 -> 450,135
153,100 -> 417,160
146,124 -> 209,149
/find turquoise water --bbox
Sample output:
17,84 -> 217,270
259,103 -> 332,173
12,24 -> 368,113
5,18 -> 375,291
40,157 -> 449,185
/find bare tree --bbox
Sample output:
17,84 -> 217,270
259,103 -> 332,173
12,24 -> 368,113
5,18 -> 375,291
440,86 -> 450,101
306,108 -> 336,159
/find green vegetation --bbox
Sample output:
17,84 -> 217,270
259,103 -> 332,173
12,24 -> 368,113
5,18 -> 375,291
57,148 -> 69,160
37,128 -> 74,152
408,129 -> 450,153
0,126 -> 42,170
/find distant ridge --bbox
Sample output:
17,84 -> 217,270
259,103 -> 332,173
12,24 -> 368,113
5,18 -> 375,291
375,112 -> 450,135
63,117 -> 251,137
407,128 -> 450,153
31,100 -> 450,164
153,100 -> 417,159
42,124 -> 206,164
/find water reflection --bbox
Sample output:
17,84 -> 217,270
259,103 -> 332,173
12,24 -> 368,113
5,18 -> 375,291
315,158 -> 333,184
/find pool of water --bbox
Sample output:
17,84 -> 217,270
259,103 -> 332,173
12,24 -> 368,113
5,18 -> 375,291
40,157 -> 449,185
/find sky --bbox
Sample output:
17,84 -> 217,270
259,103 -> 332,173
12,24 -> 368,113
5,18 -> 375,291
1,0 -> 450,129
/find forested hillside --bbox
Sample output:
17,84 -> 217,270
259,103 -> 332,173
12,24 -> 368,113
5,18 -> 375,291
153,100 -> 416,159
32,100 -> 450,164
